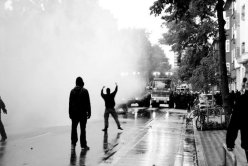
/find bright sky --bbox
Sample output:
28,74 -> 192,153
98,0 -> 175,67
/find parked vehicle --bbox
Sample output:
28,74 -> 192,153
116,92 -> 151,114
126,93 -> 151,107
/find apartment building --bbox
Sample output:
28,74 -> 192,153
238,0 -> 248,80
224,2 -> 235,91
224,0 -> 248,91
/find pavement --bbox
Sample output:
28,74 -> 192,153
2,107 -> 247,166
0,107 -> 195,166
192,117 -> 248,166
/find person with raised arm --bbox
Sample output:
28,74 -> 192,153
101,82 -> 123,132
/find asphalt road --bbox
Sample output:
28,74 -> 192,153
0,107 -> 188,166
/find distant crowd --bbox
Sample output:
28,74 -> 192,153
167,90 -> 240,111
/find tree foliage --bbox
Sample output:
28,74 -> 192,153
150,0 -> 232,124
154,1 -> 218,90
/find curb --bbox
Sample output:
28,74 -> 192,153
193,119 -> 208,166
174,120 -> 186,166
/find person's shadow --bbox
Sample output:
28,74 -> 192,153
69,149 -> 88,166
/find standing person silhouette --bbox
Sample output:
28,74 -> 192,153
101,83 -> 123,131
69,77 -> 91,150
0,96 -> 7,142
226,77 -> 248,163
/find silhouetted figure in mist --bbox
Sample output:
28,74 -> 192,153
69,77 -> 91,150
101,83 -> 123,131
0,96 -> 7,142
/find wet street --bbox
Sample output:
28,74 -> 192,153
0,107 -> 191,166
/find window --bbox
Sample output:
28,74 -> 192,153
232,2 -> 236,16
242,5 -> 245,21
226,40 -> 230,52
232,49 -> 235,63
232,24 -> 236,39
233,29 -> 236,39
242,42 -> 246,54
226,63 -> 230,72
225,17 -> 230,29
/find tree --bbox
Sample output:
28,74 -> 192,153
157,1 -> 218,91
150,0 -> 232,126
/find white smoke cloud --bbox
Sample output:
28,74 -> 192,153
0,0 -> 148,132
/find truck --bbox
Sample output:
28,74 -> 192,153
148,76 -> 173,107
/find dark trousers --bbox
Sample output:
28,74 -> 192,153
0,114 -> 7,139
71,118 -> 87,147
226,114 -> 248,150
104,108 -> 120,129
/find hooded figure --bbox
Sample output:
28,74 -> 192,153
69,77 -> 91,150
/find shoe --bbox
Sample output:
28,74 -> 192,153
71,144 -> 76,150
118,127 -> 123,130
81,146 -> 90,150
102,128 -> 107,132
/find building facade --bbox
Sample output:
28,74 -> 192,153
237,0 -> 248,80
225,0 -> 248,91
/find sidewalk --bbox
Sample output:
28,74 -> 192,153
194,125 -> 248,166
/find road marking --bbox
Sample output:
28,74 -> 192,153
25,132 -> 50,140
99,118 -> 155,166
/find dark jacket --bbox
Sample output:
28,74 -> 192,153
69,86 -> 91,119
101,86 -> 118,109
231,90 -> 248,128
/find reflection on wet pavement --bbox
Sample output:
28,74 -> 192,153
99,109 -> 186,166
69,149 -> 88,166
102,131 -> 122,161
70,150 -> 77,165
0,141 -> 7,166
0,108 -> 189,166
